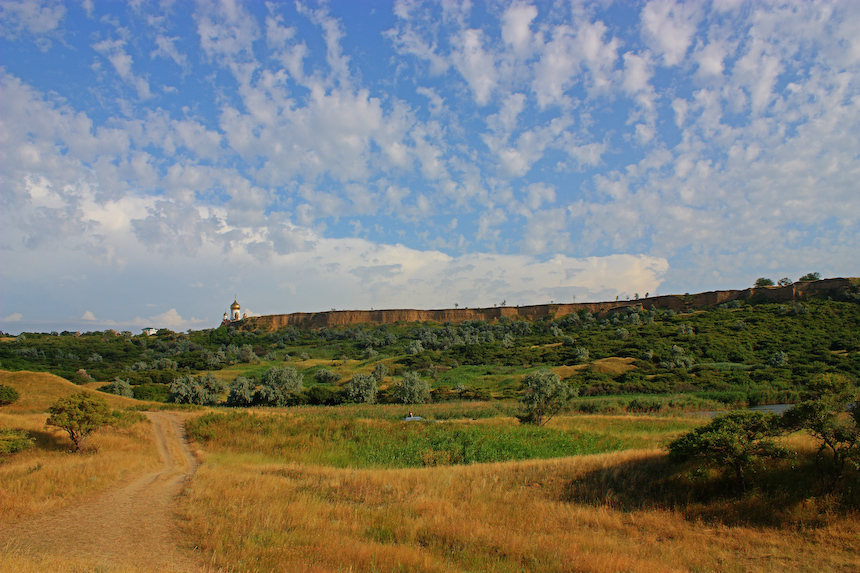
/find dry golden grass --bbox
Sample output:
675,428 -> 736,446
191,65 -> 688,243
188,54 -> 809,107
0,371 -> 161,521
4,370 -> 857,572
551,364 -> 588,379
0,411 -> 160,520
590,357 -> 636,376
0,370 -> 143,414
0,551 -> 203,573
179,423 -> 860,573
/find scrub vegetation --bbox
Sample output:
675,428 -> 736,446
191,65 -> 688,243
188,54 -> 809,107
1,283 -> 859,571
1,287 -> 858,410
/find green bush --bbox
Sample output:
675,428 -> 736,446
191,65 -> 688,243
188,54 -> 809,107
669,410 -> 787,492
0,428 -> 34,454
0,384 -> 19,406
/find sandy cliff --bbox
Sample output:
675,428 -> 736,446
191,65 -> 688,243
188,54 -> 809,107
242,277 -> 858,331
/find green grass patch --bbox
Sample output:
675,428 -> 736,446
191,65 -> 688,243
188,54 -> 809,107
348,422 -> 623,468
187,410 -> 630,469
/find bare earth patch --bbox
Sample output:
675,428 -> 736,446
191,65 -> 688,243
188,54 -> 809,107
0,412 -> 211,572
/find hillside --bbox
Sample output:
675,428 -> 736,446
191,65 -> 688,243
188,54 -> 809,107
0,371 -> 144,414
1,277 -> 858,408
245,277 -> 859,330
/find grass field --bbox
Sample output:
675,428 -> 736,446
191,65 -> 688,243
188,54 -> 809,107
0,372 -> 160,520
2,371 -> 859,572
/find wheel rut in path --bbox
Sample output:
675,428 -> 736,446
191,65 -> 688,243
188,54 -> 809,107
1,412 -> 209,572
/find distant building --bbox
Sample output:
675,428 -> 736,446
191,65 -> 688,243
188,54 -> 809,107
221,297 -> 245,326
142,328 -> 157,336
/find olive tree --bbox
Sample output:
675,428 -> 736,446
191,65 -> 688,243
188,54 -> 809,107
344,373 -> 378,404
372,362 -> 389,384
46,392 -> 112,452
226,376 -> 256,407
256,366 -> 303,406
313,368 -> 341,385
169,373 -> 227,406
393,371 -> 430,404
101,377 -> 133,398
516,369 -> 576,427
754,277 -> 775,287
669,410 -> 786,492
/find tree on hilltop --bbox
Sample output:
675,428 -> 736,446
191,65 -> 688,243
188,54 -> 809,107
754,277 -> 775,287
798,272 -> 821,282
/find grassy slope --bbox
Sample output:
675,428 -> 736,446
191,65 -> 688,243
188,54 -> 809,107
179,409 -> 860,572
0,371 -> 161,520
3,372 -> 859,572
0,370 -> 143,414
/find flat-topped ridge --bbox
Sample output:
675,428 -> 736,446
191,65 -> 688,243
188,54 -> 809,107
241,277 -> 859,331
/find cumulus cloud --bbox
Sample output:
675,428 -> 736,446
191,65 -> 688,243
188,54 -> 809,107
1,1 -> 857,333
640,0 -> 702,67
0,0 -> 65,39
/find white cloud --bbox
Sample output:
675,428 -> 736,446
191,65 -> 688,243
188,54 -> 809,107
452,28 -> 497,105
640,0 -> 702,67
501,2 -> 538,57
92,38 -> 152,99
2,313 -> 23,322
134,308 -> 206,329
0,0 -> 65,37
151,35 -> 187,69
194,0 -> 259,65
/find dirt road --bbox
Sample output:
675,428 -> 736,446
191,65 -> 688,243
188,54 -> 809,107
0,412 -> 210,572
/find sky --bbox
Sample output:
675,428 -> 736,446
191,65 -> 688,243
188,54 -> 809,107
1,0 -> 858,335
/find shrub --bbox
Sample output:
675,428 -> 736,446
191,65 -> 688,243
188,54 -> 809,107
345,373 -> 378,404
0,428 -> 34,454
170,373 -> 227,406
768,351 -> 788,368
669,410 -> 787,492
781,373 -> 859,489
132,383 -> 169,402
516,369 -> 576,427
256,366 -> 304,407
314,368 -> 341,385
373,363 -> 389,383
0,384 -> 20,406
101,377 -> 134,398
227,376 -> 256,407
393,371 -> 430,404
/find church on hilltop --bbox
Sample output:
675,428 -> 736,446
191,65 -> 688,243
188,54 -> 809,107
221,297 -> 246,325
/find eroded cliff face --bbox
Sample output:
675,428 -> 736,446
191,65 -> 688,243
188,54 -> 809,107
241,278 -> 857,331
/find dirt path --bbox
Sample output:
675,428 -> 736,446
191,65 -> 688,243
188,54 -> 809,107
0,412 -> 210,572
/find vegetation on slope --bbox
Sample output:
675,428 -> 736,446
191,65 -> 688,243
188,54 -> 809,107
1,288 -> 858,410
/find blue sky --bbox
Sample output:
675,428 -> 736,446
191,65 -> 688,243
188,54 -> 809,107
1,0 -> 858,334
